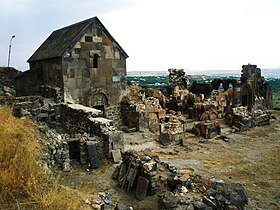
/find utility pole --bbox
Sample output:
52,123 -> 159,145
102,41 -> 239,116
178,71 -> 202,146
7,35 -> 15,69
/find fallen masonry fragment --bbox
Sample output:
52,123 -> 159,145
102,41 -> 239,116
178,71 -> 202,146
192,121 -> 221,139
159,112 -> 186,145
113,150 -> 158,200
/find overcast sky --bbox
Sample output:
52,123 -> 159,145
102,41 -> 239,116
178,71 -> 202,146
0,0 -> 279,72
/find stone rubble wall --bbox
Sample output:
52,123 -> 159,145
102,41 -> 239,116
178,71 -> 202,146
225,106 -> 271,132
192,121 -> 221,139
121,91 -> 166,133
168,68 -> 187,88
41,131 -> 71,172
39,85 -> 63,103
105,105 -> 122,127
12,96 -> 60,129
11,96 -> 124,170
159,112 -> 186,145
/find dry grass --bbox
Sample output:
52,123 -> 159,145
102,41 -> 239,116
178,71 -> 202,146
0,106 -> 83,209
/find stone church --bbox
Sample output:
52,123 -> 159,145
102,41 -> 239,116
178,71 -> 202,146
16,16 -> 128,120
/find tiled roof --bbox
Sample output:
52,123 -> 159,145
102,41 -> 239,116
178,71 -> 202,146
28,17 -> 128,62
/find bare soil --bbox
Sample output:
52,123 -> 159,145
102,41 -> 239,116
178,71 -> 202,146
58,110 -> 280,210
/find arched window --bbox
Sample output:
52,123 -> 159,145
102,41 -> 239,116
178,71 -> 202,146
93,54 -> 99,68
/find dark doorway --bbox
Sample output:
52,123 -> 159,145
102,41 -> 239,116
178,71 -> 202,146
93,105 -> 105,117
241,85 -> 253,110
68,140 -> 80,161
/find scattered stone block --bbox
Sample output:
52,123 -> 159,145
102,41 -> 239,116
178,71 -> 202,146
135,176 -> 149,200
87,142 -> 99,169
112,149 -> 122,163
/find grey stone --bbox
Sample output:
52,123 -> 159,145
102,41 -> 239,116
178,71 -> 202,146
112,149 -> 122,163
193,201 -> 207,210
135,176 -> 149,201
87,142 -> 99,169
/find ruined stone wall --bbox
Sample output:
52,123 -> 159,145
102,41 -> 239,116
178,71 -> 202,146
225,106 -> 271,131
58,104 -> 124,159
12,97 -> 124,169
121,96 -> 166,133
240,64 -> 272,110
159,113 -> 186,145
105,105 -> 122,126
12,96 -> 60,129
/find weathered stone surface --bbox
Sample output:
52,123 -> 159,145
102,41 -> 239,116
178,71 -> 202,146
158,191 -> 178,209
192,121 -> 221,139
115,203 -> 133,210
225,106 -> 271,131
178,173 -> 190,183
113,151 -> 158,199
193,201 -> 207,210
135,176 -> 149,201
87,142 -> 100,169
112,149 -> 122,163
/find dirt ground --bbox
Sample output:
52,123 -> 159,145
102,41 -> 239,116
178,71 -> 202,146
58,110 -> 280,210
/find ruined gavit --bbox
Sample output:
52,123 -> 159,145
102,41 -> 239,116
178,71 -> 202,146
240,64 -> 272,110
16,17 -> 128,123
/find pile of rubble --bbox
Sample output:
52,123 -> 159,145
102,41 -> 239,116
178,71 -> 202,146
159,111 -> 187,145
192,121 -> 221,139
39,85 -> 63,103
121,87 -> 166,132
189,101 -> 219,121
225,106 -> 271,132
159,175 -> 248,210
113,150 -> 248,209
168,87 -> 196,113
113,150 -> 158,200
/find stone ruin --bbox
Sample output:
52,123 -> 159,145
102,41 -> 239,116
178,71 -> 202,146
168,68 -> 188,88
0,64 -> 275,209
0,67 -> 21,97
121,86 -> 166,133
113,151 -> 158,200
225,106 -> 271,132
113,150 -> 248,210
0,64 -> 273,172
121,64 -> 273,141
10,94 -> 124,171
159,111 -> 186,145
192,121 -> 221,139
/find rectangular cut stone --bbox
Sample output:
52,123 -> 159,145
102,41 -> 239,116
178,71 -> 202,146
112,149 -> 122,163
87,142 -> 99,169
135,176 -> 149,201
